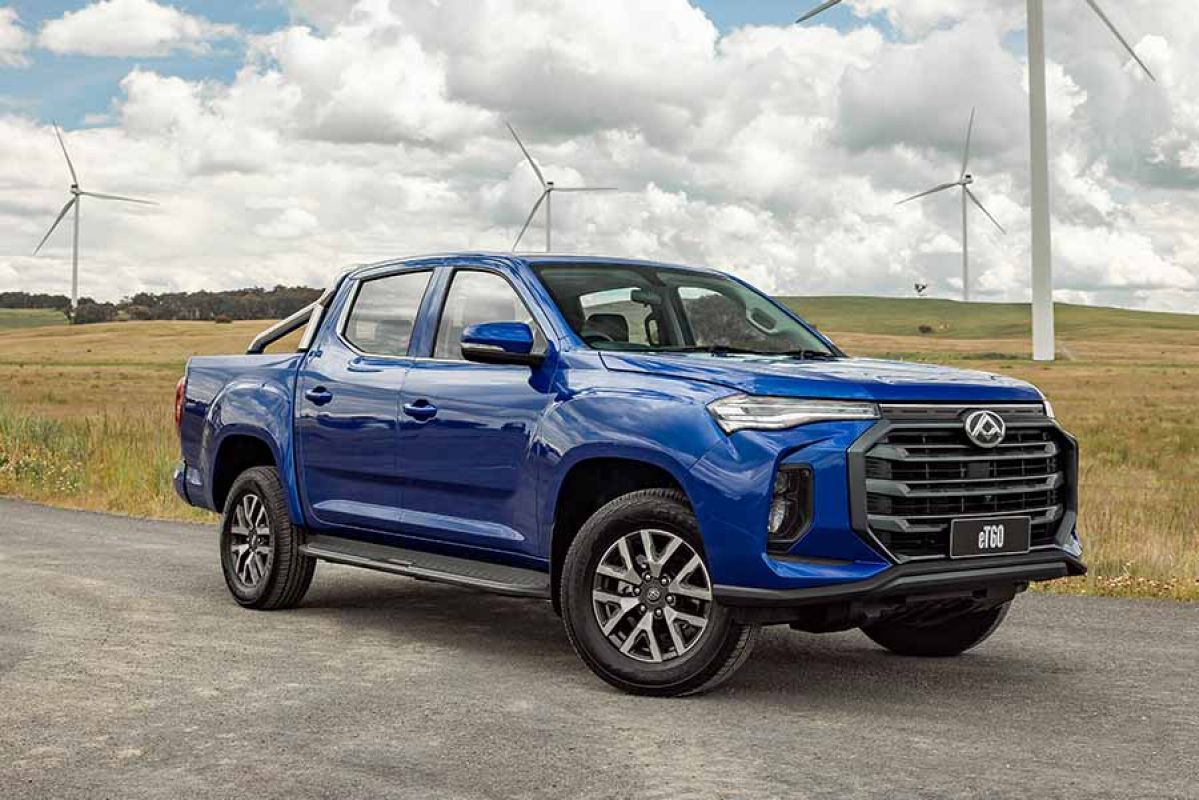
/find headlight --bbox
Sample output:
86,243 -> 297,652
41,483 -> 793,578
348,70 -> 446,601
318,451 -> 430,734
707,395 -> 879,434
1043,398 -> 1057,419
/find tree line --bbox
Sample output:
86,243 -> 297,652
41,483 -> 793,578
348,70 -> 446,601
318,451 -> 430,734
0,286 -> 322,325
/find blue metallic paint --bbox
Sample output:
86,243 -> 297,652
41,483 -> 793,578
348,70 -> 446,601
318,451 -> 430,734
175,252 -> 1078,600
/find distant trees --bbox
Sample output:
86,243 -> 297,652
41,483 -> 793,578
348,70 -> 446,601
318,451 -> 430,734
0,292 -> 71,315
0,286 -> 322,325
72,299 -> 119,325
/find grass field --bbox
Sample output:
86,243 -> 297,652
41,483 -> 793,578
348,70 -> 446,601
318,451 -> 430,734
0,308 -> 68,330
1,299 -> 1196,601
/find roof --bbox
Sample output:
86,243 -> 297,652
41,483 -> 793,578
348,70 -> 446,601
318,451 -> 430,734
344,251 -> 720,280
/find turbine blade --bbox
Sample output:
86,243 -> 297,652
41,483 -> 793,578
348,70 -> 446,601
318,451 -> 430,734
965,187 -> 1006,234
513,191 -> 547,251
506,121 -> 547,188
53,122 -> 79,184
896,182 -> 959,206
1084,0 -> 1157,82
80,191 -> 157,205
33,196 -> 77,255
550,187 -> 619,192
960,107 -> 976,180
796,0 -> 844,24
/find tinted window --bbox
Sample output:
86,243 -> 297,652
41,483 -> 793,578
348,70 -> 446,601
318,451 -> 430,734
535,264 -> 833,356
343,271 -> 431,356
433,271 -> 543,360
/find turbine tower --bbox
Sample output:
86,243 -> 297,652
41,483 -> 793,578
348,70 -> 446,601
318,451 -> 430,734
506,122 -> 617,253
33,123 -> 156,313
797,0 -> 1157,360
897,108 -> 1004,303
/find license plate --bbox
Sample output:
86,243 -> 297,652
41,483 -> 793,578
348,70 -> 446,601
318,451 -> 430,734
949,517 -> 1031,558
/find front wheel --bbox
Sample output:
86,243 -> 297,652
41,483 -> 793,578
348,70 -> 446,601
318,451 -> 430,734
560,489 -> 759,696
861,601 -> 1011,657
219,466 -> 315,610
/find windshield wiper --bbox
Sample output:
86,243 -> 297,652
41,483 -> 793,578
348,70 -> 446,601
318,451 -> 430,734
652,345 -> 839,360
776,349 -> 840,361
653,345 -> 764,356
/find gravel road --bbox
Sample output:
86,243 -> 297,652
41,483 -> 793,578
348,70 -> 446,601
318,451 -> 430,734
1,499 -> 1196,799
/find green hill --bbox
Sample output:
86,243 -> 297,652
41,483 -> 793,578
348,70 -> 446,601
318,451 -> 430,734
4,295 -> 1197,340
779,297 -> 1199,339
0,309 -> 68,330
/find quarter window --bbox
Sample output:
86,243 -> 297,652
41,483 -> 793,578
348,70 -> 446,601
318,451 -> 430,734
342,271 -> 431,357
433,271 -> 543,360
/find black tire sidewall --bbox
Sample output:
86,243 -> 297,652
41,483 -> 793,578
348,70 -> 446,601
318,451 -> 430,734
863,601 -> 1011,657
561,490 -> 750,695
219,467 -> 293,607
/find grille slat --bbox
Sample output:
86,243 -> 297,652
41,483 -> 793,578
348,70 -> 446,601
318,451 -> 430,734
863,410 -> 1067,560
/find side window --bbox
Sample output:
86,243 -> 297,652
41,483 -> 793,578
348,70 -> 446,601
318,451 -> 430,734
433,271 -> 544,360
342,271 -> 431,356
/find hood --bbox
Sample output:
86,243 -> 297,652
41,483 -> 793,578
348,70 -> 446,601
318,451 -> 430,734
599,352 -> 1042,403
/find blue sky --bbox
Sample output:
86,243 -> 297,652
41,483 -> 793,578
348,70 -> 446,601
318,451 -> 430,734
1,1 -> 879,128
1,1 -> 290,125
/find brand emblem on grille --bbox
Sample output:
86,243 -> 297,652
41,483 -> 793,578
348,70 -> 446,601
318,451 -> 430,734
963,410 -> 1006,449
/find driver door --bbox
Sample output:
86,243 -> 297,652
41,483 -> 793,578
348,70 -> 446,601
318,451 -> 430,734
396,269 -> 553,559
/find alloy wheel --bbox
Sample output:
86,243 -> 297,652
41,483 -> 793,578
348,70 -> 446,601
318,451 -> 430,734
591,529 -> 713,664
228,492 -> 274,589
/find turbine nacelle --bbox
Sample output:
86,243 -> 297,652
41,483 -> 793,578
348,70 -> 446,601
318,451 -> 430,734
506,122 -> 618,253
33,123 -> 157,310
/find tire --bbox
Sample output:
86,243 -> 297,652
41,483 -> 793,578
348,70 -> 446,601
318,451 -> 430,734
219,466 -> 316,610
861,601 -> 1011,657
560,488 -> 759,696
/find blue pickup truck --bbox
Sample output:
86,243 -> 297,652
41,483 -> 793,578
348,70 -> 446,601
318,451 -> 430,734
174,253 -> 1084,695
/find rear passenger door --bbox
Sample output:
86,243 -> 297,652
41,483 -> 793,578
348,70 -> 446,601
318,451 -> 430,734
396,268 -> 554,559
296,268 -> 432,534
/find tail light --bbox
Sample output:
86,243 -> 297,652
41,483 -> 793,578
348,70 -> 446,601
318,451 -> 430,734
174,376 -> 186,430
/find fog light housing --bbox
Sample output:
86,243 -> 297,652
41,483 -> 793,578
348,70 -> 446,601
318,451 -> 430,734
767,466 -> 813,552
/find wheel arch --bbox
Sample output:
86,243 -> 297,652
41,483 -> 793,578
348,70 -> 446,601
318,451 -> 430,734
547,453 -> 692,614
209,431 -> 281,513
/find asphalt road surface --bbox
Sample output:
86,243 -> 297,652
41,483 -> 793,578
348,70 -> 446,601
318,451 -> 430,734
2,499 -> 1197,799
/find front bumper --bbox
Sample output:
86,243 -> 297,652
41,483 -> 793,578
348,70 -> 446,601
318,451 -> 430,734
715,550 -> 1086,608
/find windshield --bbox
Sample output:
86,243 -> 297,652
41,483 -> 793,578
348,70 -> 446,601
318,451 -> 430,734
534,264 -> 837,357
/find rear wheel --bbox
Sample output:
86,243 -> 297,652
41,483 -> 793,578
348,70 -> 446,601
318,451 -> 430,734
861,601 -> 1011,657
560,489 -> 759,696
219,466 -> 315,610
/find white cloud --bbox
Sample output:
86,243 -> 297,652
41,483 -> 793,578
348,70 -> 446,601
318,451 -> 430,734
0,7 -> 30,67
1,0 -> 1198,315
38,0 -> 237,58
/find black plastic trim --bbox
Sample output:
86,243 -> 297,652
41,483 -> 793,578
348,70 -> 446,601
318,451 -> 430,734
846,408 -> 1080,563
300,534 -> 551,599
714,550 -> 1086,608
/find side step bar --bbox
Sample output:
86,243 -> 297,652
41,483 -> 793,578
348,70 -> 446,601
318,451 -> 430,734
299,534 -> 551,600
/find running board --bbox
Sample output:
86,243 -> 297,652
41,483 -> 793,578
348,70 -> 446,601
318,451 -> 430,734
299,534 -> 551,600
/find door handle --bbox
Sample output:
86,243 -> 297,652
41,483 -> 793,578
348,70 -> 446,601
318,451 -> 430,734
304,386 -> 334,406
402,400 -> 438,420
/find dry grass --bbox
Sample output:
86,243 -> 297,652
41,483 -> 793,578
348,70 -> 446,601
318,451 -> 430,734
0,313 -> 1196,601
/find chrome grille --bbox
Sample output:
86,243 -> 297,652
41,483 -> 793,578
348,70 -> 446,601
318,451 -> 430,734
861,407 -> 1068,560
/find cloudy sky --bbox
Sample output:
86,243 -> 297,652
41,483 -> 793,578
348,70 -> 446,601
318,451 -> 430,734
0,0 -> 1195,311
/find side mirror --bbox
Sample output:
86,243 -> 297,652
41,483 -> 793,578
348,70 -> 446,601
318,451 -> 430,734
460,321 -> 544,366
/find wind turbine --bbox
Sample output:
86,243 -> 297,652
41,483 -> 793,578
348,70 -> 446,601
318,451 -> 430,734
898,108 -> 1004,303
506,122 -> 617,253
797,0 -> 1157,360
33,123 -> 156,314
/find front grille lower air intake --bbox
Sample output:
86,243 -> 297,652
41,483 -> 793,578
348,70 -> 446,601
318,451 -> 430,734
854,404 -> 1075,561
